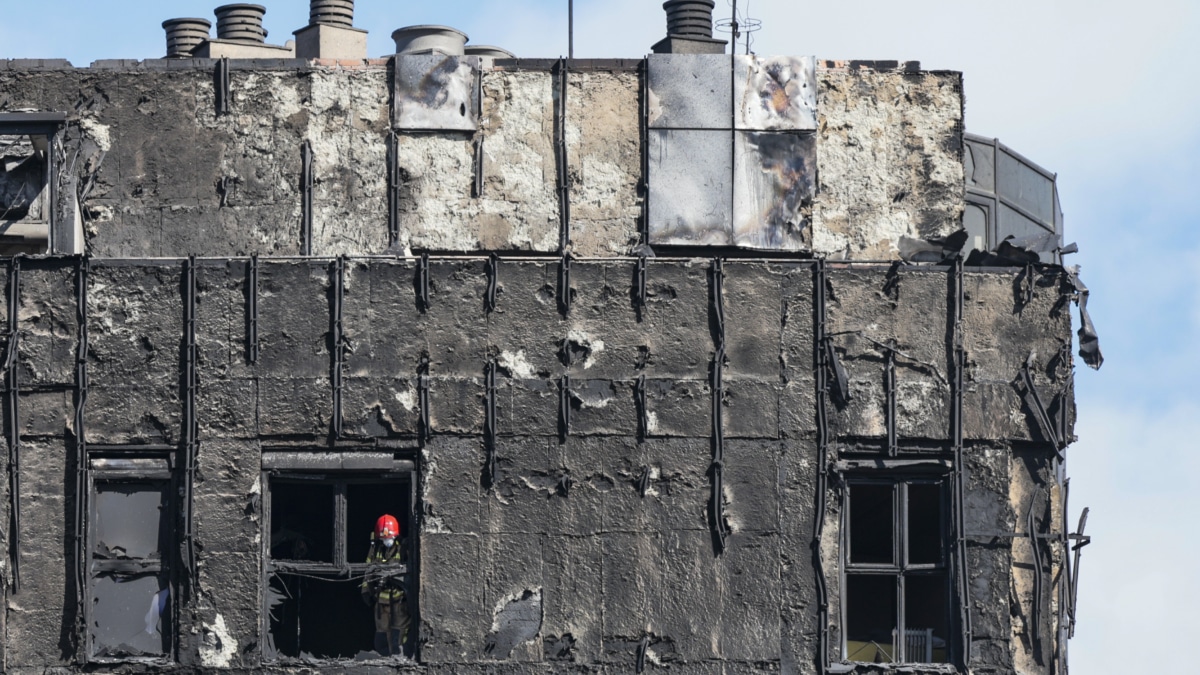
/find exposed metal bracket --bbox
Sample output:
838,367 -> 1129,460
1068,507 -> 1091,638
417,252 -> 430,312
884,344 -> 897,457
483,360 -> 497,489
554,58 -> 571,253
635,374 -> 648,442
557,254 -> 572,317
246,254 -> 259,364
417,356 -> 431,444
331,256 -> 345,440
708,257 -> 727,556
5,256 -> 20,594
386,131 -> 401,248
635,255 -> 648,322
472,136 -> 485,199
813,259 -> 830,674
215,57 -> 231,116
182,256 -> 199,600
950,256 -> 973,666
300,141 -> 314,256
558,375 -> 571,443
72,255 -> 90,643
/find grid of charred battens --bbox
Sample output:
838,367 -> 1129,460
0,255 -> 1076,670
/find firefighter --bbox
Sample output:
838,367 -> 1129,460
361,514 -> 409,656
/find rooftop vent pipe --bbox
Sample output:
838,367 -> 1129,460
392,25 -> 468,56
664,0 -> 716,39
215,3 -> 268,44
162,18 -> 212,58
309,0 -> 354,28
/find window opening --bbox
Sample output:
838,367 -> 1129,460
0,113 -> 67,254
844,478 -> 951,665
87,474 -> 174,661
265,472 -> 415,662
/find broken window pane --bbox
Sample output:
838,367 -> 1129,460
850,483 -> 894,565
268,572 -> 378,660
904,574 -> 950,663
0,134 -> 50,255
845,574 -> 897,663
270,482 -> 334,562
346,482 -> 409,563
907,483 -> 942,566
91,572 -> 171,657
91,482 -> 168,560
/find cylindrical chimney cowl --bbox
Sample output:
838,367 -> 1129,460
215,4 -> 268,44
310,0 -> 354,28
663,0 -> 716,39
163,18 -> 212,58
391,25 -> 468,56
464,45 -> 516,59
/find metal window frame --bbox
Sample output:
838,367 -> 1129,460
840,473 -> 954,666
84,460 -> 179,665
260,465 -> 419,664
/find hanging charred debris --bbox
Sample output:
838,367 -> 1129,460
0,0 -> 1101,672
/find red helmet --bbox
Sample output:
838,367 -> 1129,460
375,514 -> 400,539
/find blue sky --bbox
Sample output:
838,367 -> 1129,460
4,1 -> 1198,671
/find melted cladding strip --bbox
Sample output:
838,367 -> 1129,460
1020,351 -> 1063,455
1068,270 -> 1103,369
246,254 -> 259,364
708,259 -> 727,555
386,131 -> 401,247
812,259 -> 830,674
300,141 -> 314,256
1028,492 -> 1045,656
484,360 -> 498,488
5,256 -> 20,593
558,375 -> 571,443
215,57 -> 230,116
72,256 -> 90,630
183,256 -> 199,598
485,253 -> 498,314
331,256 -> 345,439
951,257 -> 973,665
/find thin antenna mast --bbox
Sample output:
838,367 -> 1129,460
569,0 -> 574,58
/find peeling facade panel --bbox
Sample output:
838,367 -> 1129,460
813,66 -> 965,259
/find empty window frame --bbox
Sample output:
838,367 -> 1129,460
86,456 -> 176,662
843,477 -> 952,665
0,113 -> 66,255
264,471 -> 415,662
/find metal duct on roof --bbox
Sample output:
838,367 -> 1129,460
162,18 -> 212,58
664,0 -> 716,38
310,0 -> 354,28
215,3 -> 268,44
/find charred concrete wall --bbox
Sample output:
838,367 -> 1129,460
0,255 -> 1078,673
0,57 -> 960,260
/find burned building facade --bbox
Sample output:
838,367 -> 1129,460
0,1 -> 1099,673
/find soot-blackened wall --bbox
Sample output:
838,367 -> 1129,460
0,256 -> 1077,674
